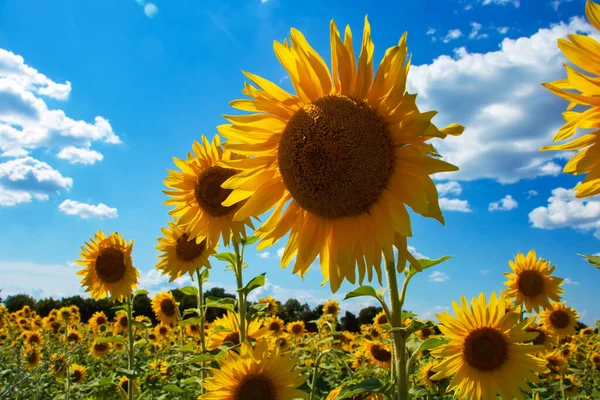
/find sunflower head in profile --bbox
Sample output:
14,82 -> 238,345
361,339 -> 392,369
75,231 -> 139,302
156,221 -> 215,282
90,340 -> 111,358
503,249 -> 564,313
24,346 -> 41,370
218,18 -> 464,292
286,321 -> 305,338
539,301 -> 579,338
151,292 -> 179,325
430,292 -> 548,400
540,1 -> 600,198
201,339 -> 307,400
70,364 -> 87,384
419,359 -> 442,392
163,135 -> 254,248
207,311 -> 268,350
258,296 -> 279,315
563,374 -> 580,398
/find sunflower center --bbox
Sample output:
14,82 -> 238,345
463,327 -> 508,372
278,95 -> 394,219
518,270 -> 544,297
71,370 -> 82,382
376,315 -> 388,325
94,343 -> 108,352
527,328 -> 546,346
370,344 -> 392,362
291,324 -> 303,334
175,233 -> 207,262
194,166 -> 236,217
223,331 -> 240,345
160,299 -> 176,317
95,247 -> 127,284
236,374 -> 275,400
28,335 -> 40,344
96,316 -> 107,325
159,326 -> 168,335
550,310 -> 570,329
119,316 -> 128,328
268,322 -> 282,333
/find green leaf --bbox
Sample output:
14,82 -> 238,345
132,321 -> 151,329
116,368 -> 136,379
211,325 -> 232,333
185,354 -> 216,364
98,377 -> 113,386
241,235 -> 259,246
579,253 -> 600,270
200,268 -> 210,282
134,339 -> 148,347
407,256 -> 452,277
315,337 -> 334,346
239,273 -> 266,295
401,312 -> 417,320
178,344 -> 195,352
335,379 -> 384,399
181,377 -> 203,385
177,286 -> 198,296
96,336 -> 127,344
179,317 -> 202,326
215,252 -> 237,265
134,289 -> 149,297
412,337 -> 448,356
343,286 -> 383,301
183,308 -> 200,317
163,384 -> 185,394
204,296 -> 236,311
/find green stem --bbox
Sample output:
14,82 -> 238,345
233,240 -> 247,342
384,257 -> 408,400
309,351 -> 326,400
64,318 -> 71,400
126,296 -> 135,400
195,268 -> 207,395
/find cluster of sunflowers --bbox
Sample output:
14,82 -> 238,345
3,0 -> 600,398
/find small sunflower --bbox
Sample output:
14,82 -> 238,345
51,354 -> 68,378
431,292 -> 548,400
118,376 -> 139,398
361,339 -> 392,369
155,324 -> 171,340
149,359 -> 170,375
560,344 -> 576,359
151,291 -> 179,325
201,339 -> 307,399
114,313 -> 128,335
544,350 -> 566,375
326,387 -> 383,400
540,0 -> 600,198
322,300 -> 340,318
419,359 -> 441,392
258,296 -> 279,315
589,352 -> 600,366
416,326 -> 436,341
186,323 -> 201,338
23,331 -> 43,347
274,334 -> 291,351
207,311 -> 268,349
163,135 -> 254,247
503,249 -> 564,313
540,302 -> 579,338
66,328 -> 82,345
580,326 -> 595,337
156,221 -> 215,282
88,311 -> 109,331
24,346 -> 41,370
373,310 -> 389,327
525,324 -> 554,352
265,316 -> 285,336
75,231 -> 139,302
90,340 -> 111,358
219,17 -> 463,292
287,321 -> 305,338
70,363 -> 87,384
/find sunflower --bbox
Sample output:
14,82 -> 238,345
156,221 -> 216,282
207,311 -> 268,349
373,310 -> 389,327
322,300 -> 340,318
560,344 -> 576,359
202,339 -> 307,399
70,364 -> 87,384
258,296 -> 279,315
265,316 -> 285,336
218,18 -> 463,292
90,340 -> 111,358
75,231 -> 139,302
66,328 -> 82,345
430,292 -> 548,400
540,302 -> 579,338
416,326 -> 436,341
361,339 -> 392,369
503,249 -> 564,313
274,334 -> 291,351
540,1 -> 600,198
580,326 -> 595,337
151,292 -> 179,325
361,324 -> 383,341
24,346 -> 41,370
155,324 -> 171,340
589,352 -> 600,366
544,350 -> 568,374
89,311 -> 109,332
51,354 -> 68,378
149,359 -> 170,375
23,331 -> 43,347
419,359 -> 441,392
163,135 -> 254,248
118,376 -> 139,398
186,323 -> 202,338
114,313 -> 128,335
563,375 -> 580,398
287,321 -> 305,337
326,387 -> 383,400
525,323 -> 554,352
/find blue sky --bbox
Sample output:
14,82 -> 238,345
1,0 -> 599,325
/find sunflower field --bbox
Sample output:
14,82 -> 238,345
3,1 -> 600,399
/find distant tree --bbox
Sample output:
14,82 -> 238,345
299,304 -> 324,333
357,306 -> 383,326
133,293 -> 156,324
4,294 -> 36,313
341,311 -> 360,333
575,321 -> 588,331
278,299 -> 310,322
35,298 -> 61,317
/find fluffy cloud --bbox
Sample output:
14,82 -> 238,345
442,29 -> 463,43
489,194 -> 518,211
276,247 -> 285,258
469,22 -> 488,39
408,246 -> 428,259
57,146 -> 104,165
58,199 -> 118,219
482,0 -> 520,7
428,271 -> 450,282
527,190 -> 539,199
436,181 -> 462,196
258,251 -> 276,259
497,26 -> 510,34
408,18 -> 596,184
439,198 -> 472,212
426,28 -> 437,35
564,277 -> 580,285
529,187 -> 600,238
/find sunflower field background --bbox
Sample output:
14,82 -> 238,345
3,0 -> 600,399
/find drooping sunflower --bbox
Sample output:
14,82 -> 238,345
419,359 -> 441,392
503,249 -> 564,313
540,0 -> 600,198
207,311 -> 268,349
163,135 -> 254,248
156,221 -> 216,282
539,301 -> 579,338
430,292 -> 548,400
24,346 -> 41,370
151,292 -> 179,325
202,339 -> 307,400
218,18 -> 463,292
326,387 -> 383,400
258,296 -> 279,315
88,311 -> 109,332
286,321 -> 305,338
70,364 -> 87,384
90,341 -> 111,358
361,339 -> 392,369
75,231 -> 139,302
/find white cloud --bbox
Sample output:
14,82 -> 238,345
261,0 -> 269,3
144,3 -> 158,18
58,199 -> 118,220
428,271 -> 450,282
436,181 -> 462,197
57,146 -> 104,165
489,194 -> 518,211
426,28 -> 437,35
439,197 -> 472,212
276,247 -> 285,258
497,26 -> 510,34
529,187 -> 600,238
527,190 -> 539,199
469,22 -> 488,39
564,277 -> 580,285
0,157 -> 72,206
279,75 -> 289,84
483,0 -> 520,7
408,17 -> 598,184
442,29 -> 463,43
0,261 -> 86,299
258,251 -> 276,259
424,305 -> 450,318
480,269 -> 492,275
408,246 -> 428,259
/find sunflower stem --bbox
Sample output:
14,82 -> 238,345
309,351 -> 326,400
195,268 -> 207,394
126,295 -> 135,400
233,240 -> 247,342
64,318 -> 71,400
384,257 -> 408,400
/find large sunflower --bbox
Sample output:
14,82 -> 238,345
430,292 -> 548,400
503,249 -> 564,313
218,18 -> 463,292
156,221 -> 215,282
202,339 -> 307,400
539,301 -> 579,338
75,231 -> 139,302
540,0 -> 600,198
163,135 -> 253,247
151,292 -> 179,325
207,311 -> 268,350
